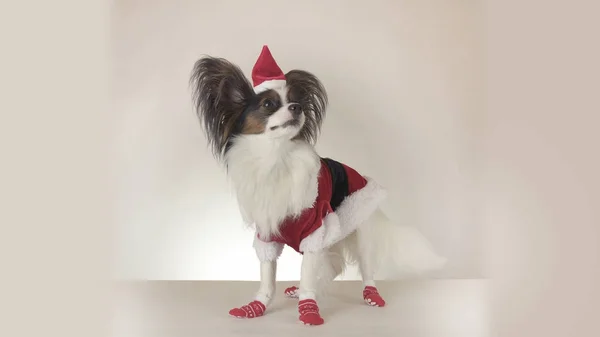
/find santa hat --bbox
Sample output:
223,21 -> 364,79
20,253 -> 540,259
252,45 -> 286,94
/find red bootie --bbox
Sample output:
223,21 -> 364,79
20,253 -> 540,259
284,286 -> 299,298
298,299 -> 324,325
363,286 -> 386,307
229,300 -> 266,318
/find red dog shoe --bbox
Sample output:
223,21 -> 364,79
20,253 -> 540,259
229,300 -> 266,318
298,299 -> 324,325
284,286 -> 299,298
363,286 -> 386,307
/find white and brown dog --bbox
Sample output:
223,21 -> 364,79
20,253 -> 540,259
189,45 -> 445,325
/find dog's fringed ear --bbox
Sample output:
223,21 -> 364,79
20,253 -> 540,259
285,70 -> 328,144
190,57 -> 255,159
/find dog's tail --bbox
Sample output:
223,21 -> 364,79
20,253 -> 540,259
362,208 -> 446,277
313,208 -> 445,296
339,207 -> 446,279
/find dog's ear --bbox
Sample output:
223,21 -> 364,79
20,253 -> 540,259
285,70 -> 328,144
190,57 -> 255,158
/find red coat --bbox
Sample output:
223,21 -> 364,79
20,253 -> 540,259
258,158 -> 376,253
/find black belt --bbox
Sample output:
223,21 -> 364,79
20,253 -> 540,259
321,157 -> 349,211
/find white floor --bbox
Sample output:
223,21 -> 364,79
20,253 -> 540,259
112,280 -> 489,337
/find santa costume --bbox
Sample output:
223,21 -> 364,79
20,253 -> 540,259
250,46 -> 388,256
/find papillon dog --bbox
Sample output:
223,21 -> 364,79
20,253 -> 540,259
189,46 -> 445,326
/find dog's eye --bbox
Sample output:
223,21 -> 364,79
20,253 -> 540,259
263,99 -> 274,108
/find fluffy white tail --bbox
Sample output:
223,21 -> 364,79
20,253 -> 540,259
314,207 -> 446,296
363,208 -> 446,278
334,207 -> 446,280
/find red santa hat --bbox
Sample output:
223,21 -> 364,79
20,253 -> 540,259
252,45 -> 286,94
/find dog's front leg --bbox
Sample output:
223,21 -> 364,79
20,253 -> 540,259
255,260 -> 276,305
297,251 -> 326,325
229,234 -> 283,319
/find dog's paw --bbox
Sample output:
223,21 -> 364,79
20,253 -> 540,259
284,286 -> 299,298
298,299 -> 324,325
363,286 -> 386,307
229,300 -> 266,318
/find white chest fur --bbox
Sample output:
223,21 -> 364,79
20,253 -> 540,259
225,136 -> 321,239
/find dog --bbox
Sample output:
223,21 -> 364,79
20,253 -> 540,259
189,45 -> 445,325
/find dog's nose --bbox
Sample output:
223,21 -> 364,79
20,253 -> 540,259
288,103 -> 302,116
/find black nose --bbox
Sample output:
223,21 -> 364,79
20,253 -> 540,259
288,103 -> 302,116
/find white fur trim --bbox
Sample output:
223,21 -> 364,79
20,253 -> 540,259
299,177 -> 388,252
253,79 -> 286,94
253,235 -> 284,262
297,212 -> 340,252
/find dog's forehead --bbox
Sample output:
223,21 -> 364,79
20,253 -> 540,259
275,87 -> 288,103
257,88 -> 288,104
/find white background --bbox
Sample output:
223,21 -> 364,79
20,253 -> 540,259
112,0 -> 483,280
